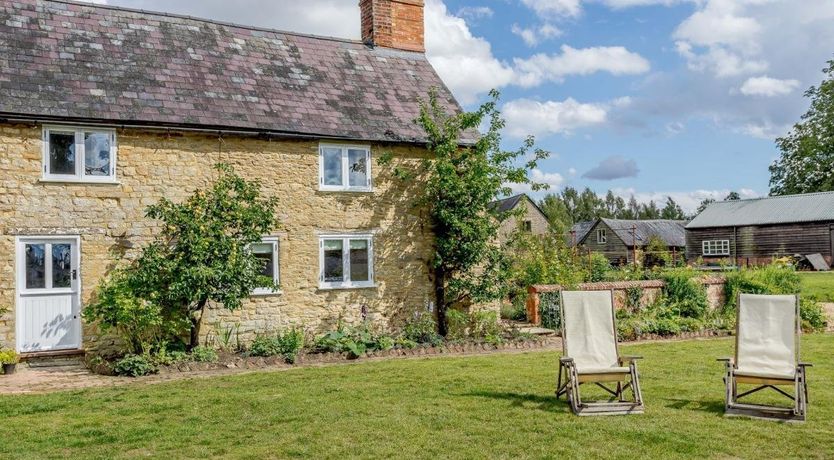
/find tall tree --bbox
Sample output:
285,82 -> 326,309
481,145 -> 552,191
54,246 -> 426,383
639,200 -> 661,219
539,194 -> 571,232
724,191 -> 741,201
625,196 -> 640,219
770,59 -> 834,195
409,89 -> 547,335
660,196 -> 686,220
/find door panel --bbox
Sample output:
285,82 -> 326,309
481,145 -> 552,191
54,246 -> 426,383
17,238 -> 81,353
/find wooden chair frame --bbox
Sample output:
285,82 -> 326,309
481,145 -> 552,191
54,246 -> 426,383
555,290 -> 644,416
719,294 -> 811,422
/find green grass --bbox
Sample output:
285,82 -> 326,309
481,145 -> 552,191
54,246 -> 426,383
2,336 -> 833,459
799,272 -> 834,302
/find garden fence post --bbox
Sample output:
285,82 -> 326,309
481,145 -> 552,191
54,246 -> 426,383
527,286 -> 541,325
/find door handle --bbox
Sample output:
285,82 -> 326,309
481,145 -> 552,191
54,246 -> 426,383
72,269 -> 77,280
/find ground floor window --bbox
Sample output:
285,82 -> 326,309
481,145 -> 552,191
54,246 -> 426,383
702,240 -> 730,256
319,234 -> 374,289
251,237 -> 280,295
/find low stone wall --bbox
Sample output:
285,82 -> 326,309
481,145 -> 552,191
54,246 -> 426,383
526,277 -> 727,325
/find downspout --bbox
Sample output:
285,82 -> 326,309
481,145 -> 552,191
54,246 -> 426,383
733,226 -> 738,268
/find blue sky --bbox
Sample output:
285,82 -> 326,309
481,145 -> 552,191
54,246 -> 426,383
84,0 -> 834,211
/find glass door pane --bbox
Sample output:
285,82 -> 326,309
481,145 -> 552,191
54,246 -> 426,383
52,244 -> 73,288
25,244 -> 46,289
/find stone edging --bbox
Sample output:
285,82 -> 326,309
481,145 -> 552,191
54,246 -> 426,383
102,330 -> 734,376
531,276 -> 726,293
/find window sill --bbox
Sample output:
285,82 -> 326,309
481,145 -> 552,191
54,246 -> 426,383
40,178 -> 120,185
251,289 -> 282,297
318,282 -> 377,291
318,187 -> 374,193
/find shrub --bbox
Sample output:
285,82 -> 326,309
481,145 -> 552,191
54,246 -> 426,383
0,349 -> 19,365
316,324 -> 396,358
113,354 -> 158,377
402,311 -> 442,346
661,269 -> 708,318
724,263 -> 801,310
539,291 -> 561,330
504,230 -> 586,307
499,302 -> 527,322
152,347 -> 189,366
445,309 -> 469,342
250,328 -> 305,363
190,346 -> 219,363
469,311 -> 502,343
800,298 -> 828,332
588,252 -> 612,282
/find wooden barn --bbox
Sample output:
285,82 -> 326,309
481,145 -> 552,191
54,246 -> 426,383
577,218 -> 687,265
685,191 -> 834,268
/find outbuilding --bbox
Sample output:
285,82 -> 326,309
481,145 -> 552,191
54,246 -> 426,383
685,192 -> 834,267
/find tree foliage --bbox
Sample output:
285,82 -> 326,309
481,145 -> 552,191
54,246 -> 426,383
770,59 -> 834,195
86,164 -> 278,349
539,187 -> 684,229
410,89 -> 547,334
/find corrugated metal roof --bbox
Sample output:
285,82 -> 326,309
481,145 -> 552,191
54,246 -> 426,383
592,218 -> 687,247
686,191 -> 834,228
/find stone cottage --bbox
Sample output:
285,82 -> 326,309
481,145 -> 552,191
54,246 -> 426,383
491,194 -> 551,244
0,0 -> 461,355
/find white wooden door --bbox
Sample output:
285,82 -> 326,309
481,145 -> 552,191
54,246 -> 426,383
16,237 -> 81,352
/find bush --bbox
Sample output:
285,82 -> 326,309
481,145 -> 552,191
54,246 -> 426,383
190,346 -> 219,363
445,309 -> 469,342
316,324 -> 396,358
724,263 -> 801,310
0,348 -> 19,365
661,269 -> 708,318
402,311 -> 442,346
250,328 -> 305,363
469,311 -> 502,343
588,252 -> 612,282
113,354 -> 158,377
500,303 -> 527,322
800,298 -> 828,332
84,270 -> 188,355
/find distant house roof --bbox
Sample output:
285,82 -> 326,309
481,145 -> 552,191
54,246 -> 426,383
582,218 -> 687,247
569,220 -> 594,246
0,0 -> 463,143
490,194 -> 549,222
687,191 -> 834,229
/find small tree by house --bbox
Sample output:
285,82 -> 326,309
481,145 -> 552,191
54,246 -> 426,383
386,89 -> 547,335
86,163 -> 278,350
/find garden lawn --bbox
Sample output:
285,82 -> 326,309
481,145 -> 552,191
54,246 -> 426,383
799,271 -> 834,302
2,335 -> 833,459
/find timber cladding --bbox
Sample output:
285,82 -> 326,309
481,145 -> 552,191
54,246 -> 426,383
686,222 -> 834,266
0,123 -> 438,352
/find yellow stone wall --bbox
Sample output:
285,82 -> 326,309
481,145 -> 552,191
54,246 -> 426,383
497,197 -> 550,244
0,123 -> 436,351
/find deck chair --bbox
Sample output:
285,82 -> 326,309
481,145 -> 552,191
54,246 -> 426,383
719,294 -> 811,422
556,290 -> 644,416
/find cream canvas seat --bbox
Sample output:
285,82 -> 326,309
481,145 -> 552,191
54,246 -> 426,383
719,294 -> 811,422
556,290 -> 644,416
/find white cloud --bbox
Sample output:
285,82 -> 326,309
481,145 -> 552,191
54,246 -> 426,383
424,0 -> 515,105
582,156 -> 640,180
739,76 -> 800,97
602,0 -> 686,7
456,6 -> 494,20
612,187 -> 760,213
508,168 -> 565,195
503,98 -> 609,137
514,45 -> 650,87
520,0 -> 582,18
511,23 -> 562,47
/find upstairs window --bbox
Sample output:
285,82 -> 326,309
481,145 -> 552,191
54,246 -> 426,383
251,237 -> 280,295
522,220 -> 533,232
43,126 -> 117,182
597,229 -> 607,244
702,240 -> 730,256
319,234 -> 374,289
319,144 -> 371,192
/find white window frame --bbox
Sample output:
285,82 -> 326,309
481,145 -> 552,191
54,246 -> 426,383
318,233 -> 375,290
702,240 -> 730,256
597,228 -> 607,244
251,237 -> 281,296
318,143 -> 372,192
42,125 -> 118,183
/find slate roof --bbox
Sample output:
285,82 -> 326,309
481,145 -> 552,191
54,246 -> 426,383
491,194 -> 549,220
583,218 -> 687,247
0,0 -> 463,143
568,220 -> 594,246
686,191 -> 834,228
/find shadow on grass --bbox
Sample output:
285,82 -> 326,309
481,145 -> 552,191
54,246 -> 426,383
462,390 -> 570,413
663,397 -> 725,415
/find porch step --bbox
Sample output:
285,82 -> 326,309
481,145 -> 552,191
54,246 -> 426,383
22,349 -> 86,368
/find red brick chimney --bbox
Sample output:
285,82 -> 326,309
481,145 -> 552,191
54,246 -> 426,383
360,0 -> 425,53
